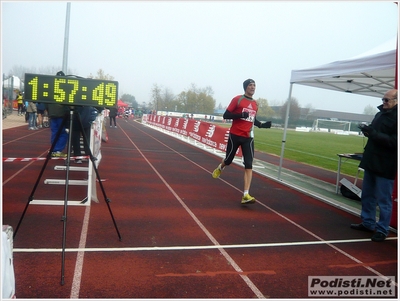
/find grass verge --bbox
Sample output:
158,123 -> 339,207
253,127 -> 366,176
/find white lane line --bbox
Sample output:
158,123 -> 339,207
2,150 -> 49,185
119,127 -> 265,299
129,124 -> 399,288
136,124 -> 400,288
13,236 -> 398,253
255,201 -> 398,287
70,205 -> 91,299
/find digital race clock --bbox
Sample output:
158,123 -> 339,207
24,73 -> 118,107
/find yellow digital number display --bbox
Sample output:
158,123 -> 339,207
54,78 -> 66,103
24,73 -> 118,107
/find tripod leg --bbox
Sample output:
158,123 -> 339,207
60,109 -> 75,286
92,165 -> 122,241
79,115 -> 122,241
13,114 -> 70,239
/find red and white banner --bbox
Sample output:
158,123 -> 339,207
143,114 -> 242,157
3,155 -> 89,162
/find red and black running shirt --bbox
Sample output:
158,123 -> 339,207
226,95 -> 258,138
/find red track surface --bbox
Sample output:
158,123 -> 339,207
2,118 -> 398,299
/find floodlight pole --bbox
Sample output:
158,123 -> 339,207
278,83 -> 293,180
62,2 -> 71,74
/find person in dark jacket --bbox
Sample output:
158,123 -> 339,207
71,106 -> 98,163
46,71 -> 70,157
109,106 -> 117,128
36,102 -> 46,128
47,103 -> 69,157
351,89 -> 397,242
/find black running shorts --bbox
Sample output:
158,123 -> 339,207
224,133 -> 254,169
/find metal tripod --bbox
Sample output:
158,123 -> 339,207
13,107 -> 122,285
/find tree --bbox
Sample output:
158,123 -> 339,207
140,101 -> 149,113
256,98 -> 275,119
280,97 -> 301,123
188,84 -> 215,114
6,65 -> 76,79
303,103 -> 316,120
217,103 -> 225,110
162,88 -> 175,111
6,65 -> 36,79
363,104 -> 378,115
183,84 -> 198,113
87,69 -> 114,80
150,83 -> 162,111
158,83 -> 216,114
176,91 -> 190,112
120,94 -> 138,108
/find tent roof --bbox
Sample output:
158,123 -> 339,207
3,76 -> 24,89
118,99 -> 128,107
290,37 -> 396,98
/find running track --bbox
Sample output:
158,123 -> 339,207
2,117 -> 398,298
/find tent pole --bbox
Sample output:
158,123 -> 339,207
278,83 -> 293,180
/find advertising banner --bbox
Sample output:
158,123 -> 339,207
143,114 -> 242,157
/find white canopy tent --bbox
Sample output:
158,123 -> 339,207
2,76 -> 24,101
278,37 -> 397,178
2,76 -> 24,90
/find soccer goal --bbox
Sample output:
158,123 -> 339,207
311,119 -> 351,133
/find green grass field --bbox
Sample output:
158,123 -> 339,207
145,118 -> 366,177
253,127 -> 366,176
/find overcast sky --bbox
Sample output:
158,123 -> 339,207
1,1 -> 398,114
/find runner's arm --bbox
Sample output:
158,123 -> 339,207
254,118 -> 272,128
223,110 -> 249,120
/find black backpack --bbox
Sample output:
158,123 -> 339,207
340,184 -> 361,201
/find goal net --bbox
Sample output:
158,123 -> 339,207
311,119 -> 351,133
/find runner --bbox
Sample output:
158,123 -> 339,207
212,79 -> 271,204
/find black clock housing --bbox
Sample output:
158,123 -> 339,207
24,73 -> 118,108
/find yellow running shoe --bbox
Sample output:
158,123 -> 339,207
51,151 -> 67,158
212,164 -> 222,178
241,193 -> 255,204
